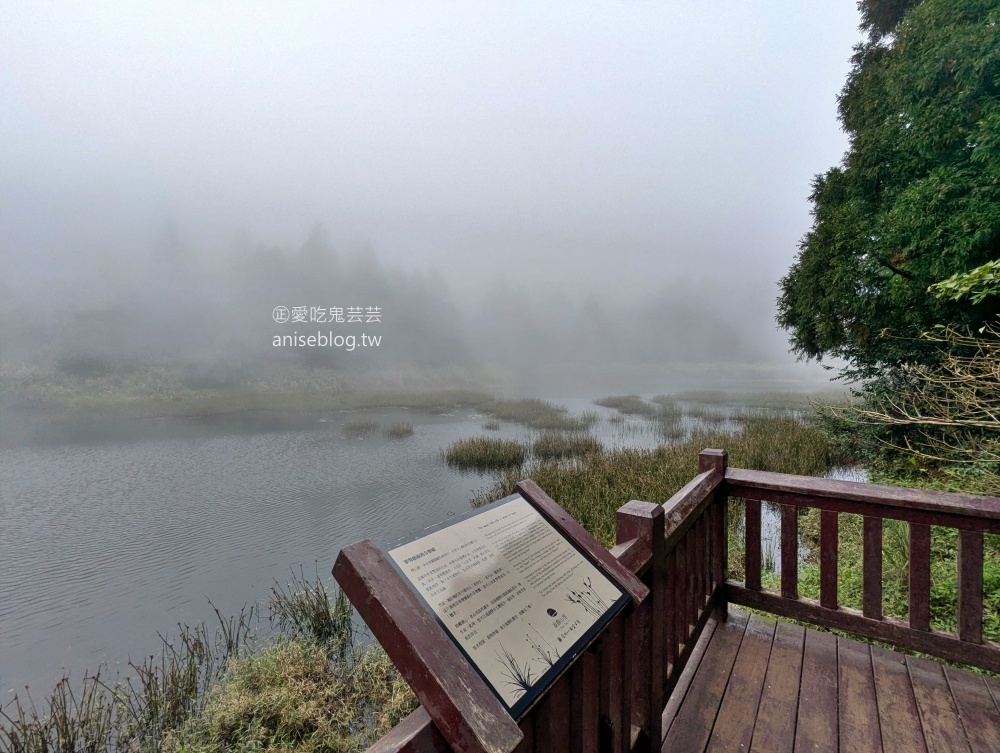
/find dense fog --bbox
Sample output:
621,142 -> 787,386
1,3 -> 865,396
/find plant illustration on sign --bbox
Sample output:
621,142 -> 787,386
526,624 -> 560,669
565,577 -> 608,618
495,642 -> 536,698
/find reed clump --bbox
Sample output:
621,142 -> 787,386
444,437 -> 527,471
383,422 -> 414,439
594,395 -> 658,416
472,414 -> 838,548
480,398 -> 589,431
0,572 -> 415,753
532,432 -> 602,460
343,415 -> 379,439
482,419 -> 501,431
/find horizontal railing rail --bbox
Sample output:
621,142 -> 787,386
724,467 -> 1000,673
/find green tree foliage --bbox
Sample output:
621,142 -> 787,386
778,0 -> 1000,378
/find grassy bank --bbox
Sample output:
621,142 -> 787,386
0,572 -> 416,753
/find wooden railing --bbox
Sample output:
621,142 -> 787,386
725,466 -> 1000,673
360,449 -> 1000,752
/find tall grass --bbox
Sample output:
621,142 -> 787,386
444,437 -> 527,471
473,415 -> 836,548
0,604 -> 256,753
532,432 -> 602,460
383,422 -> 414,439
0,574 -> 415,753
343,415 -> 379,439
480,398 -> 591,431
593,395 -> 658,416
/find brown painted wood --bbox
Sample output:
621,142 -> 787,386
727,583 -> 1000,673
864,516 -> 883,620
837,636 -> 882,752
663,588 -> 720,704
957,530 -> 984,644
870,646 -> 927,753
820,510 -> 838,609
909,523 -> 931,631
710,497 -> 726,610
663,470 -> 723,550
780,504 -> 798,599
660,615 -> 720,742
515,480 -> 649,606
705,613 -> 776,753
600,615 -> 627,753
608,537 -> 652,578
534,673 -> 570,753
686,526 -> 698,631
694,514 -> 706,609
724,467 -> 1000,525
745,499 -> 762,591
513,715 -> 535,753
616,501 -> 665,749
943,665 -> 1000,753
673,539 -> 688,649
987,675 -> 1000,717
367,707 -> 451,753
794,628 -> 838,753
906,656 -> 971,753
664,544 -> 678,672
749,621 -> 805,753
661,610 -> 748,753
579,650 -> 601,753
333,540 -> 522,753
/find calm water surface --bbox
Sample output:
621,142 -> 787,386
0,401 -> 860,697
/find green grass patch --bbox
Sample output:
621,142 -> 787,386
473,414 -> 837,548
594,395 -> 658,416
532,432 -> 603,460
480,398 -> 590,431
444,437 -> 527,472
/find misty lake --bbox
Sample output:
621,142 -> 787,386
0,400 -> 861,699
1,400 -> 668,697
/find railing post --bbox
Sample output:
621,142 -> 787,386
698,449 -> 728,622
616,500 -> 665,752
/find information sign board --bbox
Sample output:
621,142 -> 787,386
387,493 -> 629,717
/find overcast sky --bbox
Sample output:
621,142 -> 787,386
1,2 -> 864,375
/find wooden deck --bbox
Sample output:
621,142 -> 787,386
661,609 -> 1000,753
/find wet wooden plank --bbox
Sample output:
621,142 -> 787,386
987,674 -> 1000,716
366,707 -> 451,753
820,510 -> 838,609
749,621 -> 805,753
906,656 -> 971,753
744,499 -> 762,591
794,629 -> 838,753
909,523 -> 931,631
957,530 -> 984,644
727,584 -> 1000,673
781,505 -> 798,599
705,613 -> 776,753
871,646 -> 926,753
661,610 -> 749,753
661,616 -> 720,741
837,636 -> 882,752
943,665 -> 1000,753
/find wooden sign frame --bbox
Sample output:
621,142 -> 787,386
333,480 -> 648,753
